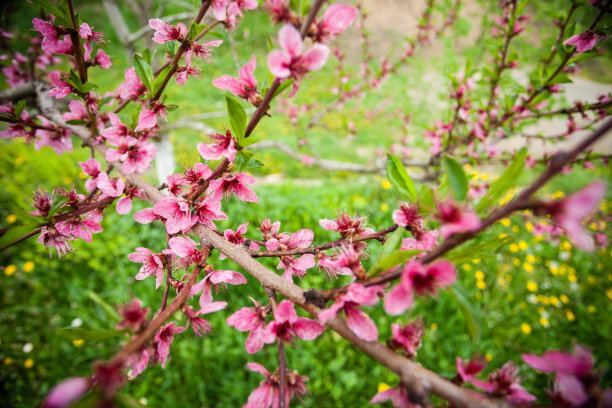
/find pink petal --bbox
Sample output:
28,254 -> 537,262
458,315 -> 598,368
227,308 -> 259,331
43,377 -> 89,408
278,24 -> 302,57
383,283 -> 413,316
168,236 -> 197,257
116,196 -> 132,214
299,44 -> 330,72
274,299 -> 298,323
344,304 -> 378,341
293,317 -> 325,340
291,229 -> 314,248
267,50 -> 291,78
246,362 -> 270,376
319,219 -> 338,231
200,301 -> 227,314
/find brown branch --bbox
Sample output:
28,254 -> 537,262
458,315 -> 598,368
250,225 -> 398,258
66,0 -> 88,83
360,117 -> 612,288
152,0 -> 214,101
0,196 -> 116,252
109,260 -> 205,367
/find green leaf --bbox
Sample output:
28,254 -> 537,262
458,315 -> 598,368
187,21 -> 206,41
368,250 -> 422,276
448,285 -> 482,340
65,119 -> 88,125
9,201 -> 41,224
207,31 -> 224,40
88,291 -> 121,321
273,79 -> 294,98
0,223 -> 40,248
476,147 -> 526,212
445,235 -> 510,264
14,99 -> 27,117
134,54 -> 154,91
369,228 -> 403,276
246,159 -> 264,169
442,156 -> 468,202
47,195 -> 69,218
418,185 -> 435,214
226,96 -> 247,142
385,154 -> 417,201
153,66 -> 173,94
234,150 -> 252,172
142,48 -> 152,65
81,82 -> 98,92
548,72 -> 573,85
55,327 -> 124,341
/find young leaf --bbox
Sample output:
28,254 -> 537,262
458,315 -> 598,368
385,154 -> 417,201
225,96 -> 247,142
442,156 -> 468,202
0,223 -> 41,248
153,66 -> 173,94
369,228 -> 404,275
234,150 -> 252,172
133,55 -> 154,91
47,195 -> 70,218
87,291 -> 121,321
476,147 -> 527,212
273,79 -> 294,98
14,99 -> 27,117
368,250 -> 422,276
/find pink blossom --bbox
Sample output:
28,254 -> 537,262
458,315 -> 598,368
183,301 -> 227,336
470,362 -> 536,404
102,113 -> 131,141
268,24 -> 330,95
209,172 -> 258,202
174,53 -> 201,85
213,55 -> 260,104
128,247 -> 166,289
153,196 -> 196,234
225,222 -> 249,244
265,0 -> 293,24
152,322 -> 185,368
548,181 -> 606,251
197,130 -> 238,162
183,162 -> 213,186
118,68 -> 146,101
400,230 -> 439,253
47,71 -> 73,99
456,355 -> 487,383
93,49 -> 112,69
126,346 -> 150,378
96,172 -> 125,198
34,116 -> 73,155
316,4 -> 357,43
149,19 -> 186,44
38,226 -> 73,257
55,210 -> 103,243
190,39 -> 223,63
168,236 -> 207,269
62,100 -> 88,123
244,362 -> 309,408
370,386 -> 415,407
317,244 -> 364,279
192,196 -> 228,229
564,31 -> 599,53
265,300 -> 325,344
116,299 -> 149,332
227,297 -> 274,354
522,345 -> 601,406
79,158 -> 101,192
190,264 -> 247,308
78,23 -> 104,43
319,283 -> 382,341
388,318 -> 425,358
211,0 -> 230,20
384,260 -> 456,315
32,18 -> 72,54
43,377 -> 89,408
134,208 -> 162,225
436,201 -> 481,239
116,186 -> 147,215
319,210 -> 370,239
135,100 -> 168,131
266,229 -> 315,281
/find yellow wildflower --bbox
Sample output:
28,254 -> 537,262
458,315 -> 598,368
380,203 -> 389,212
23,262 -> 34,273
381,180 -> 391,189
518,241 -> 528,251
526,281 -> 538,292
521,323 -> 531,334
6,214 -> 16,224
4,265 -> 16,276
566,310 -> 575,321
500,218 -> 511,227
477,280 -> 486,290
475,271 -> 485,280
524,263 -> 534,273
24,359 -> 34,368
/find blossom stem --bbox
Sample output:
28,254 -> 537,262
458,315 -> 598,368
0,195 -> 116,252
110,251 -> 208,367
250,224 -> 398,258
151,0 -> 214,101
264,287 -> 287,408
66,0 -> 88,83
362,117 -> 612,288
160,233 -> 173,312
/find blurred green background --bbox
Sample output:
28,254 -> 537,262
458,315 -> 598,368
1,0 -> 611,407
